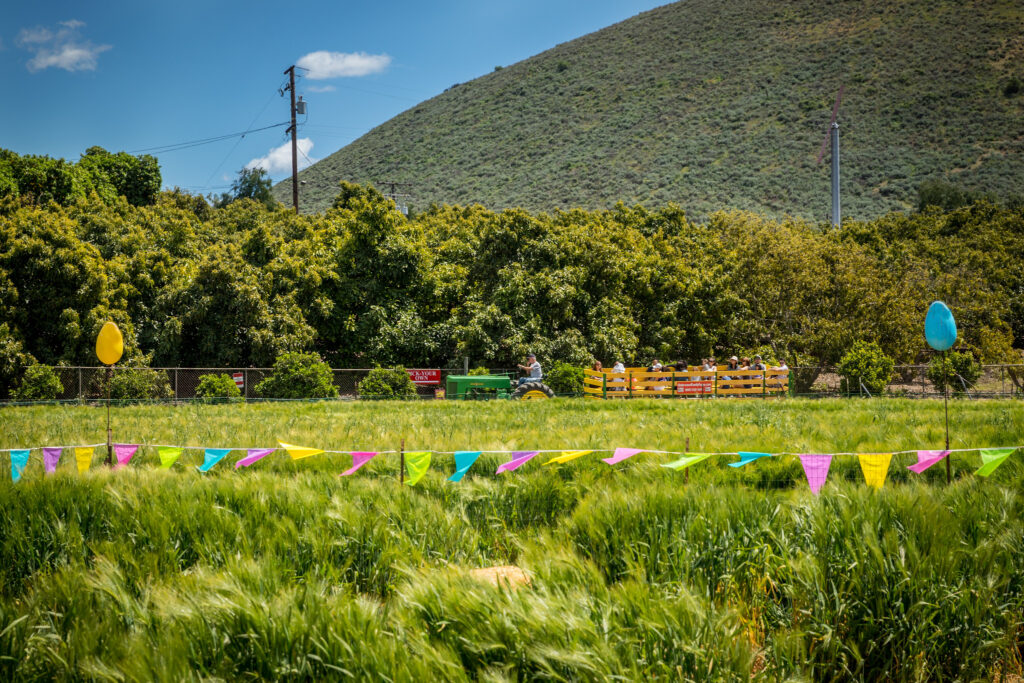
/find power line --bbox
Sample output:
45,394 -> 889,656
204,89 -> 283,188
128,121 -> 289,155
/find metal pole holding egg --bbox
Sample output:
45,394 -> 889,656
96,322 -> 124,467
924,302 -> 957,484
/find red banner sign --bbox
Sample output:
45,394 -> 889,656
676,381 -> 713,394
406,369 -> 441,385
232,372 -> 244,389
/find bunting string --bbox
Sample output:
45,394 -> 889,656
0,441 -> 1019,490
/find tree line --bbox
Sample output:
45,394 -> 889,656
1,149 -> 1022,397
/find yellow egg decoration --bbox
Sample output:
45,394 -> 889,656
95,321 -> 124,365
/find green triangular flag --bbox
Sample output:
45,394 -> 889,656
159,446 -> 183,469
405,451 -> 431,486
661,453 -> 712,470
975,448 -> 1016,477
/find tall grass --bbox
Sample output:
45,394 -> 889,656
0,399 -> 1021,679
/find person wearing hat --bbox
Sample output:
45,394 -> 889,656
721,355 -> 739,388
517,353 -> 543,386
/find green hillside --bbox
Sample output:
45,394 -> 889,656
276,0 -> 1024,219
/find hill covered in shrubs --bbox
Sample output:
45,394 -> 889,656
277,0 -> 1024,219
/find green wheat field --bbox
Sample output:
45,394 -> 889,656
1,398 -> 1022,681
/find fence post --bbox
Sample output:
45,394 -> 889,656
244,369 -> 249,400
684,436 -> 690,484
399,438 -> 405,485
174,369 -> 179,399
602,373 -> 606,400
78,368 -> 83,400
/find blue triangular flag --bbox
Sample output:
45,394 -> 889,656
198,448 -> 231,472
448,451 -> 482,482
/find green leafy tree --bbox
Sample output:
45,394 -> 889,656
927,350 -> 982,395
358,366 -> 417,399
0,323 -> 34,398
11,364 -> 63,400
544,361 -> 585,395
78,147 -> 161,206
90,358 -> 173,401
195,373 -> 243,401
254,352 -> 338,399
837,341 -> 895,396
216,168 -> 277,210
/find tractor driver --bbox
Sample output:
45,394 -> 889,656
517,353 -> 543,386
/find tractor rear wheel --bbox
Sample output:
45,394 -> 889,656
511,382 -> 556,400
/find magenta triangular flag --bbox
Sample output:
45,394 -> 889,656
235,448 -> 275,468
497,451 -> 540,473
800,454 -> 833,495
341,452 -> 377,476
114,444 -> 139,469
602,448 -> 644,465
907,450 -> 950,474
43,447 -> 63,474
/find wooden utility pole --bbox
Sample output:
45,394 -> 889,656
284,65 -> 299,213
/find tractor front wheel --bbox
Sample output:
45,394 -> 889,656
511,382 -> 556,400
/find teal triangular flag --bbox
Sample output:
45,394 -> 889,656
448,451 -> 482,482
10,450 -> 30,482
198,448 -> 231,472
728,451 -> 771,468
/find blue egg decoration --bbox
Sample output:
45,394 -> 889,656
924,301 -> 957,351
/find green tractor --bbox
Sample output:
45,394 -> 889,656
445,373 -> 556,400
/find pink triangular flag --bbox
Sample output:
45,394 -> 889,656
602,448 -> 644,465
907,450 -> 950,474
341,452 -> 377,476
43,447 -> 63,473
800,454 -> 833,495
114,444 -> 139,469
235,448 -> 275,468
496,451 -> 540,474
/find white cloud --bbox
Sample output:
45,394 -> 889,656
296,51 -> 390,79
306,84 -> 336,93
246,138 -> 317,174
17,19 -> 110,72
17,27 -> 53,44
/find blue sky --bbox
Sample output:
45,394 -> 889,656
0,1 -> 668,194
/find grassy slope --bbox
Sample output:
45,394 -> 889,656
1,400 -> 1022,679
276,0 -> 1024,220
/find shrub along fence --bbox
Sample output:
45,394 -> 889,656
8,364 -> 1024,402
34,367 -> 518,401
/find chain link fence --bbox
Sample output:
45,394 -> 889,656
13,364 -> 1024,402
790,364 -> 1024,398
41,367 -> 520,401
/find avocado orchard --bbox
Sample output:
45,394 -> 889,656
1,168 -> 1022,397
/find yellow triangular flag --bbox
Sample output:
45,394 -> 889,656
75,447 -> 94,474
543,450 -> 592,466
858,453 -> 893,489
278,441 -> 324,460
